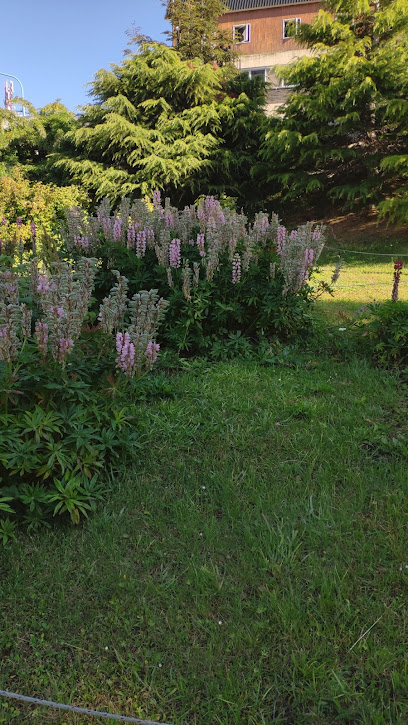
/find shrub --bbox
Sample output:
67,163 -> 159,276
63,194 -> 328,354
358,300 -> 408,368
0,168 -> 88,253
0,255 -> 168,541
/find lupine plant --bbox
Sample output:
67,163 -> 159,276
0,253 -> 168,541
63,193 -> 328,353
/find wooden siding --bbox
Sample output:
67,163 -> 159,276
218,1 -> 321,55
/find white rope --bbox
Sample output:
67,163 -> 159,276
325,245 -> 408,257
0,690 -> 173,725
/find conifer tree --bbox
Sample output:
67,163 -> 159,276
165,0 -> 237,66
259,0 -> 408,219
55,38 -> 266,207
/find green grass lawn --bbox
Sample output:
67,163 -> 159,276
313,226 -> 408,324
315,259 -> 408,324
1,357 -> 407,724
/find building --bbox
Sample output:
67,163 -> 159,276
218,0 -> 322,112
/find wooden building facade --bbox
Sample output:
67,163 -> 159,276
218,0 -> 322,111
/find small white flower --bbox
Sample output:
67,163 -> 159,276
218,620 -> 223,625
338,327 -> 346,331
104,646 -> 109,651
199,532 -> 203,537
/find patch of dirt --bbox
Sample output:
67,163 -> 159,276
285,208 -> 408,249
323,211 -> 408,248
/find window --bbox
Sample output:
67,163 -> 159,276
250,68 -> 267,79
233,24 -> 250,43
241,68 -> 267,81
283,18 -> 301,39
279,78 -> 295,89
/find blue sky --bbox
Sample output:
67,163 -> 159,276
1,0 -> 169,112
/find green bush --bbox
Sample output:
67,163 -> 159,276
0,257 -> 168,542
63,194 -> 329,354
358,300 -> 408,368
0,368 -> 139,540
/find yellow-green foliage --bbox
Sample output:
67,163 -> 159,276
0,168 -> 88,243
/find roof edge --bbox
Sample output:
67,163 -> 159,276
225,0 -> 318,12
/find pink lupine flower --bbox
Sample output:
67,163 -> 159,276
74,235 -> 89,250
260,216 -> 269,234
276,226 -> 286,254
37,275 -> 52,293
102,218 -> 111,238
290,230 -> 298,241
312,229 -> 321,241
35,321 -> 49,357
153,190 -> 161,207
146,227 -> 155,247
115,331 -> 136,377
205,196 -> 217,212
232,253 -> 241,284
146,340 -> 160,364
127,225 -> 136,248
1,218 -> 7,226
16,217 -> 22,227
116,331 -> 124,354
136,230 -> 147,258
196,233 -> 205,257
305,248 -> 314,267
57,337 -> 74,363
169,238 -> 181,268
113,218 -> 122,243
301,248 -> 314,284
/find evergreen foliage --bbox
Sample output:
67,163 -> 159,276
164,0 -> 237,65
0,102 -> 77,185
259,0 -> 408,219
207,73 -> 269,210
56,39 -> 266,209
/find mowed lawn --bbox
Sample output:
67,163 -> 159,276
312,220 -> 408,323
315,258 -> 408,323
1,357 -> 407,724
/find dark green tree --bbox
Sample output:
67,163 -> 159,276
206,72 -> 269,210
56,39 -> 267,209
164,0 -> 237,66
258,0 -> 408,218
0,101 -> 77,185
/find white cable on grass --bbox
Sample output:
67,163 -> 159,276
0,690 -> 173,725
